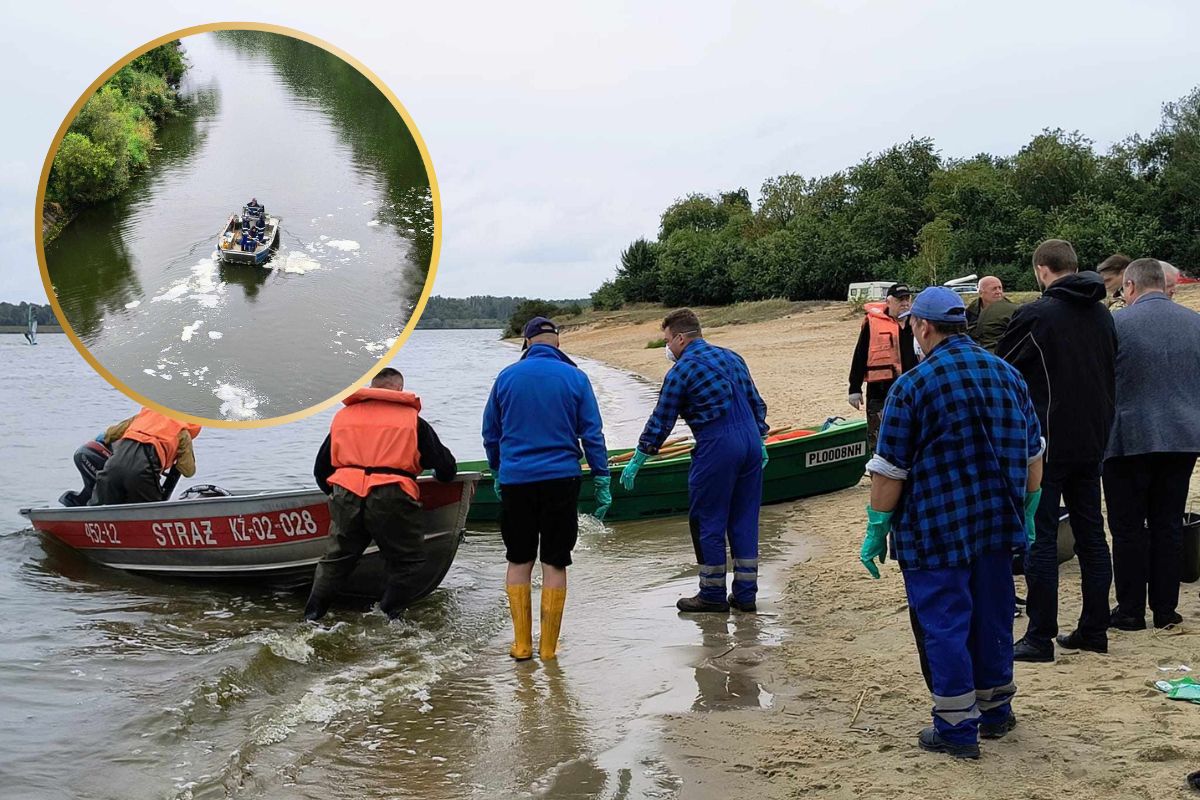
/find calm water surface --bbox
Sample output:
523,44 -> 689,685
45,31 -> 433,421
0,332 -> 795,800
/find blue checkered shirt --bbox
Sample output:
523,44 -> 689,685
874,335 -> 1043,570
638,339 -> 769,453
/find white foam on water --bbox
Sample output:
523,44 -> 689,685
207,331 -> 223,340
366,220 -> 380,226
143,368 -> 157,376
362,200 -> 375,205
161,374 -> 173,381
151,284 -> 190,303
181,321 -> 203,342
125,300 -> 141,309
326,240 -> 360,251
282,252 -> 321,275
191,293 -> 222,309
214,384 -> 261,420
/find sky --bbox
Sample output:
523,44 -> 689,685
1,0 -> 1197,303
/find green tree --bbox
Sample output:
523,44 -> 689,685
505,299 -> 566,338
590,280 -> 624,310
612,238 -> 661,302
1011,129 -> 1099,212
46,132 -> 117,205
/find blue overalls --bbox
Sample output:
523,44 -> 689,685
687,368 -> 763,605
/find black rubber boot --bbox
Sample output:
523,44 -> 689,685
979,712 -> 1017,740
1154,611 -> 1183,629
1056,629 -> 1107,653
676,594 -> 729,613
728,594 -> 757,613
917,726 -> 980,759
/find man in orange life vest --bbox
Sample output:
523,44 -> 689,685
90,408 -> 202,505
306,367 -> 457,621
848,283 -> 918,451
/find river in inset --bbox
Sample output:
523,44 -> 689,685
0,331 -> 799,800
44,31 -> 434,421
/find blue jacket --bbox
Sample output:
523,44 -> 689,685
1107,292 -> 1200,459
482,344 -> 610,485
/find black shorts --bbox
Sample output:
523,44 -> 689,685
499,476 -> 581,568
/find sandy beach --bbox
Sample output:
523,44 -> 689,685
563,285 -> 1200,798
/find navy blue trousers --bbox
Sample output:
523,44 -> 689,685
688,398 -> 763,604
904,551 -> 1016,745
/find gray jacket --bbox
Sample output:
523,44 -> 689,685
1106,293 -> 1200,459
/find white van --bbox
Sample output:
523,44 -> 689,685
847,282 -> 895,303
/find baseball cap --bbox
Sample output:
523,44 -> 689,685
521,316 -> 559,346
886,283 -> 912,298
900,286 -> 967,324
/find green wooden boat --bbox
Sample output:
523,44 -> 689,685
459,418 -> 868,523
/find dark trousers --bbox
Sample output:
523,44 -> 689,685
1104,453 -> 1198,622
865,397 -> 885,453
305,483 -> 425,620
905,551 -> 1016,745
1023,460 -> 1112,646
89,440 -> 162,506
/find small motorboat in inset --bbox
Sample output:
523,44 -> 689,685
217,200 -> 280,266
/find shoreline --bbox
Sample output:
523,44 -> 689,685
563,292 -> 1200,798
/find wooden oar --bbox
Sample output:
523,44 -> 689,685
608,435 -> 692,465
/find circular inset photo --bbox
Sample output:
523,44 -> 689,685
37,23 -> 439,426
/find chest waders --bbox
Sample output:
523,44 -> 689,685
687,367 -> 764,605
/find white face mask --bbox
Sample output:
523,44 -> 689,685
912,333 -> 925,361
665,344 -> 677,363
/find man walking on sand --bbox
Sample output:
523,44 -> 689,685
861,286 -> 1044,759
1104,259 -> 1200,631
482,317 -> 612,661
848,283 -> 917,452
997,239 -> 1116,662
623,308 -> 770,614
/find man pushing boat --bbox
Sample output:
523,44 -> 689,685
306,367 -> 457,621
89,408 -> 202,505
623,308 -> 770,613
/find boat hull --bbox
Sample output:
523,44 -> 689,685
20,474 -> 480,599
217,213 -> 281,266
463,419 -> 868,522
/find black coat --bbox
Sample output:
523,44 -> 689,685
996,272 -> 1116,464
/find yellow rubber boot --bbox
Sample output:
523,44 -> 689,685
539,586 -> 567,660
506,583 -> 533,661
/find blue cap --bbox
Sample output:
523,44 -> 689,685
900,286 -> 967,324
522,316 -> 558,341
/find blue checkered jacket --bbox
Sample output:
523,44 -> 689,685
637,339 -> 769,453
874,335 -> 1043,570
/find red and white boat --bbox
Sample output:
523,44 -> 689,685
19,473 -> 481,599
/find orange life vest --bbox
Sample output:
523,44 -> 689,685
121,408 -> 202,473
863,304 -> 903,384
328,388 -> 423,500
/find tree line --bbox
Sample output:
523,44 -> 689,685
592,86 -> 1200,309
414,295 -> 588,335
0,303 -> 57,327
45,42 -> 187,224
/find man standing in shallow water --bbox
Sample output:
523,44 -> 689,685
623,308 -> 770,614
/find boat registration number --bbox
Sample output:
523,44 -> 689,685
805,441 -> 866,467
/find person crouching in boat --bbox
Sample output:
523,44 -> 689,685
89,409 -> 201,505
482,316 -> 612,661
58,435 -> 112,507
306,368 -> 457,621
623,308 -> 770,614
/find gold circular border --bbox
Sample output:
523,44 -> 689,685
34,21 -> 442,430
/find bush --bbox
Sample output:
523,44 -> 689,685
645,337 -> 666,349
590,280 -> 624,311
505,299 -> 564,338
47,132 -> 117,205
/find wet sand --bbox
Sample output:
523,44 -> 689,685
565,286 -> 1200,798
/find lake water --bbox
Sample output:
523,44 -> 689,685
0,332 -> 797,800
44,31 -> 434,421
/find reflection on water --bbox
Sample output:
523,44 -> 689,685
44,31 -> 434,419
0,334 -> 796,799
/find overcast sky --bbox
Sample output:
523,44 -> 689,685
1,0 -> 1197,303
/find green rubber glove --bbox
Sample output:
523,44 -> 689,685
593,474 -> 612,520
620,450 -> 649,491
761,442 -> 769,470
861,504 -> 892,579
493,482 -> 502,503
1024,487 -> 1042,546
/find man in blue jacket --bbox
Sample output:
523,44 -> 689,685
623,308 -> 770,614
482,316 -> 612,662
